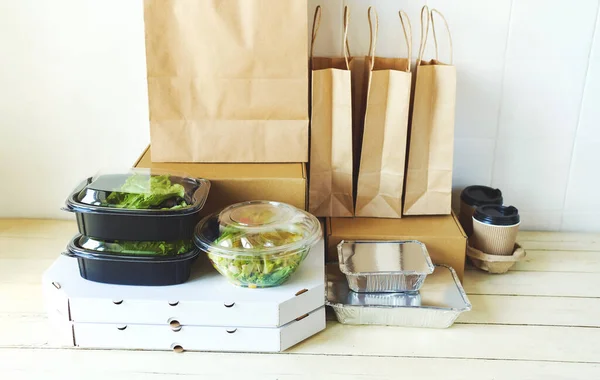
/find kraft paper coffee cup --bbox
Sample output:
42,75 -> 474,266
471,205 -> 520,256
459,186 -> 503,237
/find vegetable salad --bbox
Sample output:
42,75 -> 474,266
81,238 -> 193,256
209,228 -> 308,288
104,174 -> 188,210
195,201 -> 321,288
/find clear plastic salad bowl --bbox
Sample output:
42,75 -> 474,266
194,201 -> 322,288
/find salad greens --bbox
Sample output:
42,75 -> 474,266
82,238 -> 192,256
208,228 -> 307,288
104,174 -> 188,210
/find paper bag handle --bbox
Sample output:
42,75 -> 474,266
416,6 -> 430,67
343,6 -> 351,70
311,5 -> 351,70
399,10 -> 412,72
310,6 -> 322,60
417,6 -> 453,66
430,8 -> 453,64
367,8 -> 412,73
367,6 -> 379,71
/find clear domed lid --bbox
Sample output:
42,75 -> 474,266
78,236 -> 194,256
194,201 -> 321,255
65,168 -> 210,213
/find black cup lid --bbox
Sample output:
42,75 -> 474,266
461,186 -> 503,207
474,205 -> 520,226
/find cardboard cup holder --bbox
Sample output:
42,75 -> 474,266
466,241 -> 526,274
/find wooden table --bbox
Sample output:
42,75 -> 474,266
1,219 -> 599,379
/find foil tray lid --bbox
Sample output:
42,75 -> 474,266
326,263 -> 471,312
337,240 -> 434,276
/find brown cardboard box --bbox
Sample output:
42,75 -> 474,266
326,213 -> 467,281
134,146 -> 307,216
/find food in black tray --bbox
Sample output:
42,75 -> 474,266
101,173 -> 190,210
64,169 -> 210,241
63,235 -> 199,286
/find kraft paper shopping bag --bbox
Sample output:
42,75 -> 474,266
308,6 -> 354,217
403,7 -> 456,215
355,8 -> 412,218
144,0 -> 309,162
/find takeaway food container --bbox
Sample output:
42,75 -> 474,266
459,185 -> 503,236
326,263 -> 471,328
194,201 -> 322,288
64,169 -> 210,241
63,235 -> 199,286
337,240 -> 434,293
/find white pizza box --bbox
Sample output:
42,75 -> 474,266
43,239 -> 325,328
46,308 -> 76,347
46,307 -> 324,353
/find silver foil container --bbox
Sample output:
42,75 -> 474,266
348,291 -> 421,307
326,264 -> 471,328
337,240 -> 434,293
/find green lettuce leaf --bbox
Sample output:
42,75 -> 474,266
209,227 -> 307,287
86,239 -> 193,256
104,174 -> 188,210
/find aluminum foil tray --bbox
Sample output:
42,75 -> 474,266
326,264 -> 471,328
337,240 -> 434,293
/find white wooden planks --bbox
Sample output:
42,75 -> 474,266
458,295 -> 600,327
464,270 -> 600,297
2,219 -> 600,378
0,219 -> 77,240
511,250 -> 600,272
517,231 -> 600,251
1,348 -> 600,380
290,322 -> 600,363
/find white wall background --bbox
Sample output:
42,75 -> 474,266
0,0 -> 599,232
0,1 -> 150,219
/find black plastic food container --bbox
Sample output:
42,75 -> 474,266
64,170 -> 210,241
63,235 -> 200,286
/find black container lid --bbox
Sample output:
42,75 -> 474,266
461,186 -> 503,207
474,205 -> 520,226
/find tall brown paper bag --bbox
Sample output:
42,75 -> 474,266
403,7 -> 456,215
308,6 -> 354,217
144,0 -> 309,163
355,9 -> 412,218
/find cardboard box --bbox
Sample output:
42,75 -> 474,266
134,146 -> 307,215
43,239 -> 325,328
50,308 -> 325,352
45,304 -> 324,352
326,213 -> 467,281
43,240 -> 326,352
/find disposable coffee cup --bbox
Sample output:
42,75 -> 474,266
471,205 -> 520,256
459,186 -> 503,237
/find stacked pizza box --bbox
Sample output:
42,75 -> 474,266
43,239 -> 325,352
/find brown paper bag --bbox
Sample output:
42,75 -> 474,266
350,56 -> 368,204
144,0 -> 309,163
403,7 -> 456,215
355,9 -> 412,218
308,6 -> 354,217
